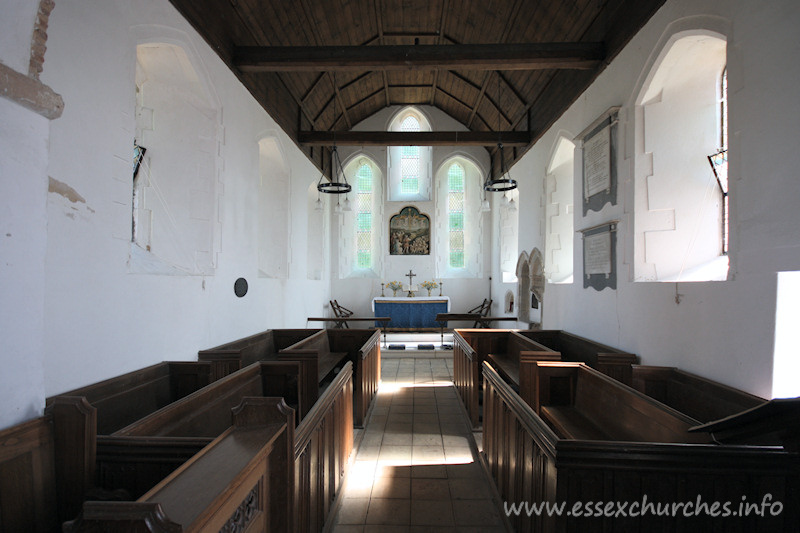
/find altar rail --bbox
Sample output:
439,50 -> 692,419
482,361 -> 800,532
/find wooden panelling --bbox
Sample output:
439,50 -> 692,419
0,416 -> 58,533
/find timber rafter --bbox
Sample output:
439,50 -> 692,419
234,42 -> 604,72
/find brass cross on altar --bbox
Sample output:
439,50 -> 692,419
405,269 -> 416,296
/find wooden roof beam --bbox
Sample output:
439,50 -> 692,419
235,42 -> 604,72
298,130 -> 531,146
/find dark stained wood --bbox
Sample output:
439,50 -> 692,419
64,397 -> 295,533
45,397 -> 97,524
0,414 -> 59,532
689,398 -> 800,451
452,329 -> 557,428
482,361 -> 800,532
198,328 -> 319,381
631,365 -> 765,424
234,42 -> 604,71
47,362 -> 212,435
518,329 -> 639,385
294,361 -> 354,531
298,130 -> 531,146
167,0 -> 668,178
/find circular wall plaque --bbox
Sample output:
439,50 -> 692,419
234,277 -> 248,298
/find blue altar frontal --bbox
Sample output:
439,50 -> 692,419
372,296 -> 450,328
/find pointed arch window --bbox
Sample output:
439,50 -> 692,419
355,163 -> 373,269
448,162 -> 465,268
387,108 -> 431,201
400,116 -> 420,194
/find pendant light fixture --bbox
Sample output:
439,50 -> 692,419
484,142 -> 517,192
483,73 -> 518,193
317,73 -> 351,196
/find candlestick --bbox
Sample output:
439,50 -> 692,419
439,280 -> 443,296
381,282 -> 385,297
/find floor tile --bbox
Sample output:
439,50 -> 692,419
411,499 -> 455,526
365,498 -> 411,525
331,356 -> 508,532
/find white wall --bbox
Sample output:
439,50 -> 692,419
33,0 -> 328,400
497,0 -> 800,398
0,0 -> 38,72
0,97 -> 50,429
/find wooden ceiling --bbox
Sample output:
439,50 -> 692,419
168,0 -> 665,179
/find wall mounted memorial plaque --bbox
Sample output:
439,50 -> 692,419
581,221 -> 618,291
577,107 -> 620,215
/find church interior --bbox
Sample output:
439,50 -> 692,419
1,0 -> 799,531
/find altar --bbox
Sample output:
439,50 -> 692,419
372,296 -> 450,329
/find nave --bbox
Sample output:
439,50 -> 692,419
331,356 -> 508,532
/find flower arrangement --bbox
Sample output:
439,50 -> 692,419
386,280 -> 403,295
421,279 -> 438,295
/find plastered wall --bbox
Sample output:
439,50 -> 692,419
491,1 -> 800,397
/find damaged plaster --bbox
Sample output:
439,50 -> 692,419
48,176 -> 85,204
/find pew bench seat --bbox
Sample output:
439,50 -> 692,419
540,405 -> 612,441
317,350 -> 350,382
487,352 -> 520,387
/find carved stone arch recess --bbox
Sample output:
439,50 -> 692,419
504,290 -> 515,314
515,251 -> 530,322
529,248 -> 545,304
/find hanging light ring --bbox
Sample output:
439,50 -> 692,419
484,177 -> 517,192
318,181 -> 352,194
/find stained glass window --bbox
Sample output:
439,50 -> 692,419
448,163 -> 465,268
356,163 -> 373,269
400,116 -> 420,194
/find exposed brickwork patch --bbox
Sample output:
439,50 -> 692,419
29,0 -> 55,79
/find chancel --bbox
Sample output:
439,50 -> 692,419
2,0 -> 800,531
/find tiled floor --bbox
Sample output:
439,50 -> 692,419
331,357 -> 508,532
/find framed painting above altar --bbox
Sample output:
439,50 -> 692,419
389,206 -> 430,255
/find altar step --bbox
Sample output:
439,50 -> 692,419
381,332 -> 454,359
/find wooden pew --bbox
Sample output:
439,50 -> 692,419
200,327 -> 381,426
96,361 -> 302,499
294,358 -> 354,531
67,363 -> 355,532
64,396 -> 294,533
517,329 -> 639,385
327,329 -> 382,428
631,364 -> 764,423
198,328 -> 320,380
453,329 -> 557,427
482,361 -> 800,532
533,362 -> 710,443
0,397 -> 96,531
46,361 -> 212,435
284,328 -> 382,427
